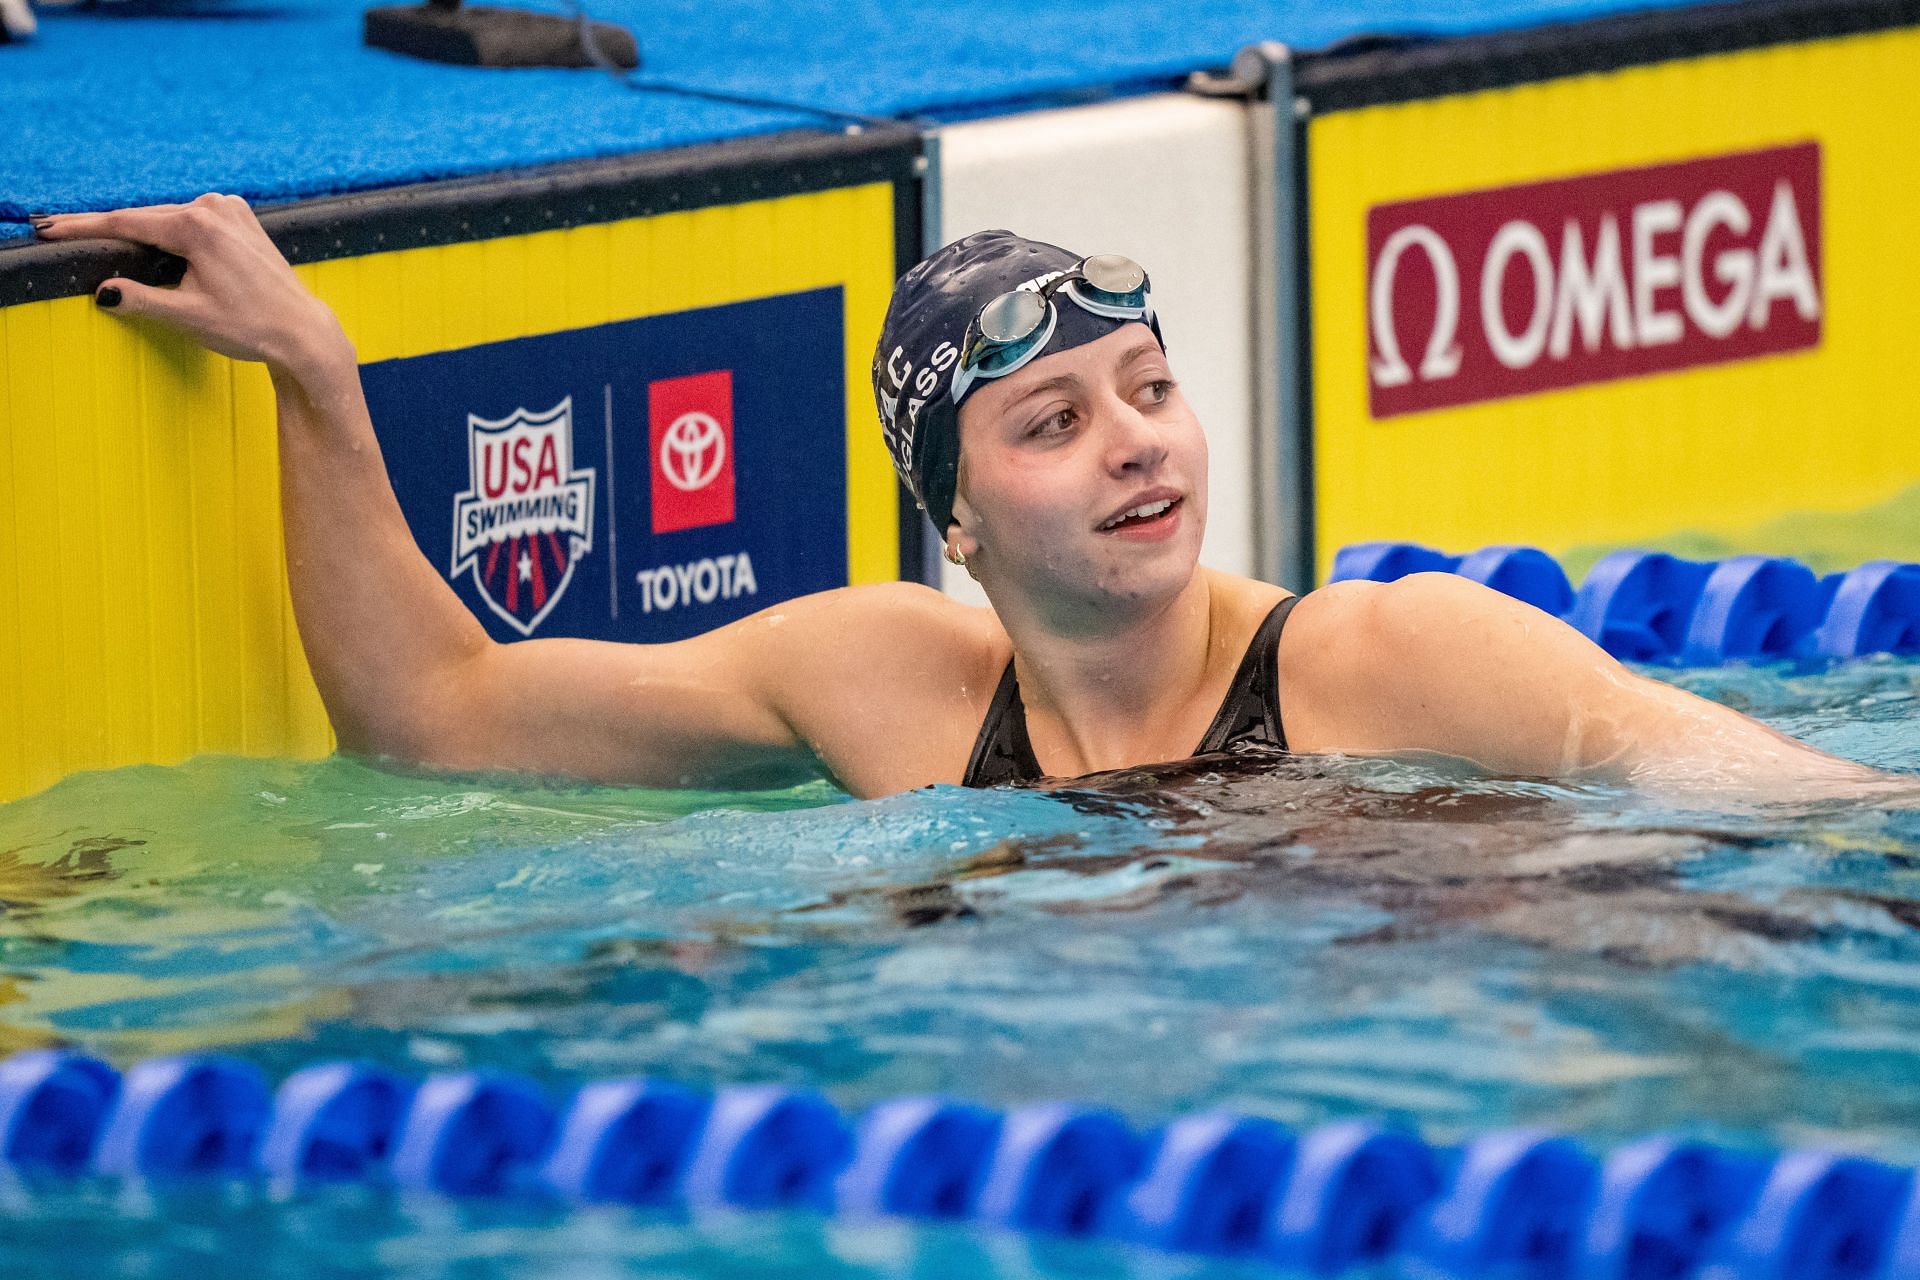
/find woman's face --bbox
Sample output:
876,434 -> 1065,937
949,323 -> 1208,619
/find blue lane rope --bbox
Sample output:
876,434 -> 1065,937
1329,544 -> 1920,665
0,1050 -> 1916,1279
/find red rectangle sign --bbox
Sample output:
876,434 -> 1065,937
649,369 -> 737,533
1365,142 -> 1822,418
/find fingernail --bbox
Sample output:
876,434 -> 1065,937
29,216 -> 51,233
95,286 -> 121,309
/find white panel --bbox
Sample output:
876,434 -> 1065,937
931,93 -> 1258,603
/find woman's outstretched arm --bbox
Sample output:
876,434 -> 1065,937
32,196 -> 823,787
1285,572 -> 1915,803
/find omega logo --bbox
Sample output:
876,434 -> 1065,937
1370,224 -> 1465,388
1364,144 -> 1824,418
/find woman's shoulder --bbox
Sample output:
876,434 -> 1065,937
1284,570 -> 1505,640
741,581 -> 1011,795
742,581 -> 1009,700
1201,567 -> 1296,628
783,580 -> 1005,648
1271,570 -> 1540,753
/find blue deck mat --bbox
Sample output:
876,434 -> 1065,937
0,1 -> 814,240
2,0 -> 1713,242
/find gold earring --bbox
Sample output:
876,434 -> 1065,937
943,543 -> 968,569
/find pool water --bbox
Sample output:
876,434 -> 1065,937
1,657 -> 1918,1276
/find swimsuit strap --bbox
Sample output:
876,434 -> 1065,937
960,593 -> 1302,788
961,656 -> 1044,787
1194,593 -> 1299,755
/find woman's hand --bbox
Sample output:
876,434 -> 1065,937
33,194 -> 351,382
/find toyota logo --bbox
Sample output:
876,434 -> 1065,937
659,411 -> 727,492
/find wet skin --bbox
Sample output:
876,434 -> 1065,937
29,197 -> 1917,805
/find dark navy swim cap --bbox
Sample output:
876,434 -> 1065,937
872,230 -> 1161,534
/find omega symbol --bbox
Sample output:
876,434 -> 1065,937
659,411 -> 727,492
1370,223 -> 1465,389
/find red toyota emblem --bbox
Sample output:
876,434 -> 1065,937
649,371 -> 736,533
660,410 -> 728,492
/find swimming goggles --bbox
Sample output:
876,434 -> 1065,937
948,254 -> 1154,404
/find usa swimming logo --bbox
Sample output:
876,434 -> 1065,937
449,397 -> 596,636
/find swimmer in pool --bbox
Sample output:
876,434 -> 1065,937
29,198 -> 1914,801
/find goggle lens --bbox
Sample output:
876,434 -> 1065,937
1079,253 -> 1147,299
977,289 -> 1048,345
966,289 -> 1053,376
950,254 -> 1153,403
974,330 -> 1048,374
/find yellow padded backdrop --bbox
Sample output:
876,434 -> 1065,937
0,181 -> 899,803
1308,27 -> 1920,583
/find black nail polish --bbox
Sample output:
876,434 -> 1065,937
95,286 -> 121,309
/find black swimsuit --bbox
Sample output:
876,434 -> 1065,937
961,594 -> 1301,787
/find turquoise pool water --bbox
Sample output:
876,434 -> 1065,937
0,657 -> 1917,1276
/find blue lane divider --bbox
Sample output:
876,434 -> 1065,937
1685,557 -> 1825,665
1407,1130 -> 1599,1278
680,1085 -> 848,1210
1,1051 -> 1917,1280
1888,1179 -> 1920,1280
1330,543 -> 1463,587
1330,542 -> 1920,666
1813,562 -> 1920,660
91,1055 -> 270,1177
539,1077 -> 709,1204
1565,551 -> 1716,661
1107,1111 -> 1293,1255
973,1103 -> 1141,1236
1580,1137 -> 1769,1280
1457,546 -> 1577,618
1332,543 -> 1577,618
389,1071 -> 555,1196
835,1096 -> 1000,1219
1267,1122 -> 1441,1275
1699,1152 -> 1914,1280
260,1061 -> 414,1182
0,1050 -> 119,1172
